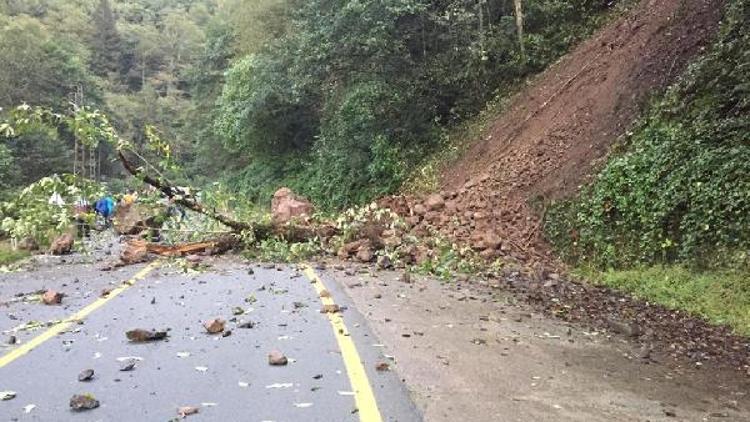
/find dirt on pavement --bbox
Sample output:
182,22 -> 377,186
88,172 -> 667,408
329,265 -> 750,421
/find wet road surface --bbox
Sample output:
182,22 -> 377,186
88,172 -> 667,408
0,258 -> 420,421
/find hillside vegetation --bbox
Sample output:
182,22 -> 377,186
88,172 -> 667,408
217,0 -> 617,208
546,0 -> 749,271
0,0 -> 289,193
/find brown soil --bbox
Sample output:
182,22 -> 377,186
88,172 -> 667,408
385,0 -> 724,264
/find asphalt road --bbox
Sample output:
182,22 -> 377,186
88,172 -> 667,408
0,257 -> 421,421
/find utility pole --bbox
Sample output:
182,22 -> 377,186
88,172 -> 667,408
70,84 -> 84,179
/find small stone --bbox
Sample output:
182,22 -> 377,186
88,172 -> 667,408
319,289 -> 331,298
178,406 -> 200,417
42,290 -> 63,305
399,272 -> 411,284
126,329 -> 168,342
424,194 -> 445,211
0,391 -> 16,401
268,350 -> 288,366
78,369 -> 95,382
203,318 -> 226,334
69,394 -> 99,411
237,321 -> 255,329
320,304 -> 340,314
355,246 -> 374,263
375,362 -> 390,371
119,360 -> 137,372
376,255 -> 392,269
607,319 -> 642,338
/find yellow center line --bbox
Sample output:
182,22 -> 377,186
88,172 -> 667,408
302,264 -> 384,422
0,261 -> 160,369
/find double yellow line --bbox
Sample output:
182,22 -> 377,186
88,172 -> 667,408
302,264 -> 384,422
0,261 -> 160,369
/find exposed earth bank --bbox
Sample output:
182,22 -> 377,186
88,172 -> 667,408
384,0 -> 724,264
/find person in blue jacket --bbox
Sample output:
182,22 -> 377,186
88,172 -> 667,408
94,194 -> 116,228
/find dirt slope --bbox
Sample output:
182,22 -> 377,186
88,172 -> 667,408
386,0 -> 724,264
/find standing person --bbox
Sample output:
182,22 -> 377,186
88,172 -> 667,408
122,189 -> 137,206
95,194 -> 116,228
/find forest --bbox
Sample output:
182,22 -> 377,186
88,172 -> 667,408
0,0 -> 613,206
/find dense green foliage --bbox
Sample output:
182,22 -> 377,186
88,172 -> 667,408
1,0 -> 618,209
546,0 -> 750,269
0,174 -> 105,245
0,0 -> 285,193
217,0 -> 616,208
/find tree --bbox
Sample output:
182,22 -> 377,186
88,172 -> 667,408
89,0 -> 123,77
0,15 -> 91,109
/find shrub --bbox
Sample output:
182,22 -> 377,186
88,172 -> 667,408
546,0 -> 750,269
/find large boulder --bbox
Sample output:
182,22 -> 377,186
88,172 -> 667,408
50,233 -> 74,255
120,239 -> 149,265
271,188 -> 313,224
113,203 -> 143,235
113,204 -> 159,235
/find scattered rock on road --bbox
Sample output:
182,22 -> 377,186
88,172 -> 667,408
42,290 -> 63,305
0,391 -> 16,401
178,406 -> 200,417
203,318 -> 226,334
50,233 -> 74,255
126,329 -> 168,342
119,359 -> 137,372
268,350 -> 288,366
375,362 -> 390,371
77,369 -> 95,382
320,304 -> 340,314
120,240 -> 149,265
69,394 -> 99,411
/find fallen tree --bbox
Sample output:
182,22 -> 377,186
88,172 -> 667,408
1,105 -> 324,242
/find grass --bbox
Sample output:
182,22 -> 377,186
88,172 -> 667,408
0,241 -> 30,267
576,266 -> 750,336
